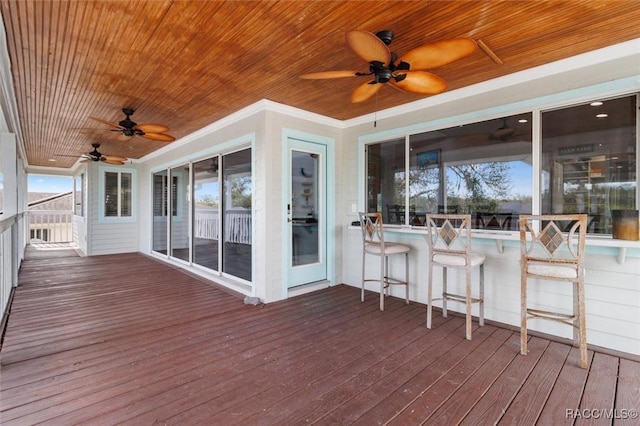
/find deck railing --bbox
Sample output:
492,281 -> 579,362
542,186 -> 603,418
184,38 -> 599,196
1,212 -> 24,329
194,210 -> 251,245
27,210 -> 73,243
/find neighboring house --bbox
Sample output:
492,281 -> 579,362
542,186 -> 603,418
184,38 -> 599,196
27,192 -> 73,243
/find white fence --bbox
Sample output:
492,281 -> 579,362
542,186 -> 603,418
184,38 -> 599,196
194,210 -> 251,245
1,213 -> 24,329
27,210 -> 73,243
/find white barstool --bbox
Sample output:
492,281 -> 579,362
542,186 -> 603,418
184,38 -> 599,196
359,212 -> 411,311
425,214 -> 485,340
519,214 -> 588,368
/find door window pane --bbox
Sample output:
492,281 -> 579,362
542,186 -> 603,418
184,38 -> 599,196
291,150 -> 319,266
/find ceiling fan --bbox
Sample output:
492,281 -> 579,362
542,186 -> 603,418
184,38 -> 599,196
489,118 -> 516,141
90,108 -> 176,142
80,143 -> 128,165
300,30 -> 477,103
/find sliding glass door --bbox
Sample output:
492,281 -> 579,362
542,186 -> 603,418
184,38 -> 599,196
152,148 -> 252,283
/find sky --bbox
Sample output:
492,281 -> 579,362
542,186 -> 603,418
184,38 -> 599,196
28,175 -> 73,193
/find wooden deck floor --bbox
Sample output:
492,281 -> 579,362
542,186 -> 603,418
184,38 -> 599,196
1,247 -> 639,425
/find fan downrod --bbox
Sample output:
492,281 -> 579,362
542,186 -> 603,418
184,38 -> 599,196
119,108 -> 137,129
375,30 -> 394,45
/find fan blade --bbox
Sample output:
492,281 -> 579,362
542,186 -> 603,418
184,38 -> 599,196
391,71 -> 447,95
80,158 -> 92,163
345,30 -> 391,64
351,81 -> 382,103
137,123 -> 170,133
398,38 -> 477,70
102,154 -> 128,161
102,159 -> 126,165
300,70 -> 360,79
89,116 -> 122,129
117,133 -> 133,142
142,132 -> 176,142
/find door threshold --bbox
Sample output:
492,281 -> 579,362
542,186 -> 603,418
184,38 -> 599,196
288,280 -> 331,298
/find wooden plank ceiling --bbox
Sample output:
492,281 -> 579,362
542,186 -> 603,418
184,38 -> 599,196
1,0 -> 639,168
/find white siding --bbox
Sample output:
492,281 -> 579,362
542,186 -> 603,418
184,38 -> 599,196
86,163 -> 139,255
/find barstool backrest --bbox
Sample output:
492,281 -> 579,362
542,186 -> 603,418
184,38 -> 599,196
425,214 -> 472,259
519,214 -> 587,280
359,212 -> 385,247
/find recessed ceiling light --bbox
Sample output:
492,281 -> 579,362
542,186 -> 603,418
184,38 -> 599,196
47,158 -> 56,162
590,101 -> 603,106
596,113 -> 608,118
518,119 -> 528,123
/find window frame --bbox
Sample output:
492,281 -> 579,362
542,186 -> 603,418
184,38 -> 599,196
98,166 -> 137,223
73,173 -> 84,217
360,92 -> 638,235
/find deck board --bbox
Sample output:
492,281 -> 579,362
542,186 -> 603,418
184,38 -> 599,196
1,247 -> 639,425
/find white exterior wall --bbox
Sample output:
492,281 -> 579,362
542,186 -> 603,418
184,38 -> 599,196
85,163 -> 140,256
262,108 -> 343,302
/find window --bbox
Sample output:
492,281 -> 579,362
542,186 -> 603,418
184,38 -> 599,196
101,169 -> 135,220
74,174 -> 84,216
541,94 -> 637,234
366,113 -> 533,229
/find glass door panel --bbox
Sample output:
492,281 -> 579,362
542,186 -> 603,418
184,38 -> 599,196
152,170 -> 168,254
192,157 -> 220,271
222,149 -> 252,281
169,164 -> 190,262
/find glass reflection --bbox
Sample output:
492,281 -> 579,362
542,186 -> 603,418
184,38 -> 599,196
169,164 -> 190,262
193,157 -> 220,271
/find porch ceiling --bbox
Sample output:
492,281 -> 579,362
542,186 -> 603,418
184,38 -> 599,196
1,1 -> 639,168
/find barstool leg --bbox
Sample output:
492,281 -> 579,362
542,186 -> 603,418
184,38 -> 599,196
479,264 -> 485,327
465,268 -> 472,340
426,259 -> 433,329
379,254 -> 385,311
442,267 -> 448,318
361,252 -> 365,303
404,252 -> 409,305
521,276 -> 528,356
576,280 -> 588,368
